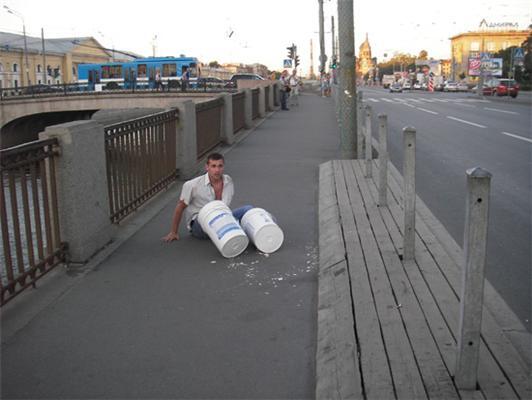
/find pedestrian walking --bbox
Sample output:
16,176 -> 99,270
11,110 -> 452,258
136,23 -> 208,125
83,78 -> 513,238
162,153 -> 252,242
279,70 -> 290,110
181,67 -> 190,92
289,69 -> 300,107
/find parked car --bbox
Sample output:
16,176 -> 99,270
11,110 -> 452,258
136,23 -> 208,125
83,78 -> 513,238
494,79 -> 519,97
457,82 -> 469,92
195,76 -> 225,89
225,73 -> 265,88
402,81 -> 412,90
389,83 -> 403,93
413,82 -> 422,90
443,81 -> 458,92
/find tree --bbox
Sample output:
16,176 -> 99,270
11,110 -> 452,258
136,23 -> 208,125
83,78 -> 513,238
418,50 -> 428,60
208,61 -> 221,68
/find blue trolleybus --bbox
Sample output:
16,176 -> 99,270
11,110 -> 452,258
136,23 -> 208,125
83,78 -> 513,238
77,56 -> 201,90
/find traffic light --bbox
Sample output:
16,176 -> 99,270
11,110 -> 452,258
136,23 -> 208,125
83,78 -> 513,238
295,55 -> 300,67
287,45 -> 295,59
331,56 -> 337,69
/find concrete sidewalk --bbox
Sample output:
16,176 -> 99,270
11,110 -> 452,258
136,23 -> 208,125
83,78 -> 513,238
1,92 -> 340,399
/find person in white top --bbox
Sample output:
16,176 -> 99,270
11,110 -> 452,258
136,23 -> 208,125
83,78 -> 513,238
289,69 -> 300,106
162,153 -> 252,241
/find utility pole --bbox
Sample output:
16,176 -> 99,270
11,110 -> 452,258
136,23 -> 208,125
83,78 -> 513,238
331,16 -> 335,60
4,5 -> 31,86
318,0 -> 327,74
41,28 -> 46,84
310,39 -> 315,79
337,0 -> 357,158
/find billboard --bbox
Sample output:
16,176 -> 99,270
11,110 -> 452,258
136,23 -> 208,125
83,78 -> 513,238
415,59 -> 441,75
468,57 -> 503,76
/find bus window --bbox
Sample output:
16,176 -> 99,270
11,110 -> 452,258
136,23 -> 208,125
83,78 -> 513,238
137,64 -> 147,78
163,63 -> 177,77
109,65 -> 122,78
102,65 -> 110,79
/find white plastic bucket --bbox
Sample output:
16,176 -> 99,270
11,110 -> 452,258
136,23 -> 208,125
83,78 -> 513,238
197,201 -> 249,258
241,208 -> 284,253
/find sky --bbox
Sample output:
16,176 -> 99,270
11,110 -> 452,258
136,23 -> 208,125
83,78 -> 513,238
1,0 -> 530,74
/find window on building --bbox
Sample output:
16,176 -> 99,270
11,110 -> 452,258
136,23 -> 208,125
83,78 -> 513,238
470,42 -> 480,51
14,79 -> 18,88
0,63 -> 3,72
137,64 -> 147,78
37,64 -> 42,73
162,63 -> 177,77
13,63 -> 18,72
487,42 -> 496,52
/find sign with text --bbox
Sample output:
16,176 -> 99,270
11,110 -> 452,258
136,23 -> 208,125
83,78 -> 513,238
468,57 -> 502,76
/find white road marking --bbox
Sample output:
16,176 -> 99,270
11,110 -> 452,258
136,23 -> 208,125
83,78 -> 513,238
446,116 -> 486,128
368,98 -> 379,102
433,99 -> 449,103
484,107 -> 519,115
381,98 -> 395,103
416,107 -> 439,115
501,131 -> 532,144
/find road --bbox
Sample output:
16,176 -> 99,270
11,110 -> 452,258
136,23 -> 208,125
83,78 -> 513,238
360,87 -> 531,330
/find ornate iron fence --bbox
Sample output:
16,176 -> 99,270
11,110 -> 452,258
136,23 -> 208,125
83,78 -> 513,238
105,110 -> 178,224
0,138 -> 66,306
232,92 -> 246,133
251,88 -> 260,119
196,98 -> 223,159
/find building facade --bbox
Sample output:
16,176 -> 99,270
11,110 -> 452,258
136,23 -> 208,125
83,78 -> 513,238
357,33 -> 373,78
449,23 -> 530,81
0,32 -> 113,88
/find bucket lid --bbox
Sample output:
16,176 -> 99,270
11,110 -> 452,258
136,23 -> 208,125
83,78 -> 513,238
220,234 -> 249,258
254,224 -> 284,253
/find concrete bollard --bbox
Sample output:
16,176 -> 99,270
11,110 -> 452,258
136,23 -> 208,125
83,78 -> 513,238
378,114 -> 388,207
402,126 -> 416,261
357,91 -> 363,160
221,93 -> 234,145
243,88 -> 253,129
258,86 -> 266,118
364,104 -> 372,178
176,100 -> 198,179
40,120 -> 114,263
268,84 -> 274,111
455,167 -> 492,390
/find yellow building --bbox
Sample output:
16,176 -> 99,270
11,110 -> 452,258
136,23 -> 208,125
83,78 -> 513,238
357,33 -> 373,78
440,59 -> 451,79
0,31 -> 114,88
449,23 -> 530,81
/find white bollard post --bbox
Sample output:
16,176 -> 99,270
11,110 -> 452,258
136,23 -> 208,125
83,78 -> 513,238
455,167 -> 492,390
402,127 -> 416,261
258,86 -> 266,118
378,114 -> 388,207
364,104 -> 372,177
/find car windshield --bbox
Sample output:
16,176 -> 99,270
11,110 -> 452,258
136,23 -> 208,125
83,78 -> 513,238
499,80 -> 515,87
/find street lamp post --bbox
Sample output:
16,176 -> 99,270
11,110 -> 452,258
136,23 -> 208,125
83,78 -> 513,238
4,5 -> 31,87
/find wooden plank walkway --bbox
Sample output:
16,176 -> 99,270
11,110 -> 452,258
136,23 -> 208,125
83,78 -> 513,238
316,159 -> 531,400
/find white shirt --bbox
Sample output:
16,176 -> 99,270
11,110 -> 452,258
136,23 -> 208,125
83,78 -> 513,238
180,173 -> 234,230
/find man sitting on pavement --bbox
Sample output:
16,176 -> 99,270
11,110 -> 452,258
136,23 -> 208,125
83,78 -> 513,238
162,153 -> 252,241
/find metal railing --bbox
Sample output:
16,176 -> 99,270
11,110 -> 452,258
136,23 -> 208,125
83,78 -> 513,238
0,138 -> 66,306
251,88 -> 260,119
196,98 -> 224,159
105,110 -> 178,224
0,82 -> 237,101
232,92 -> 246,133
